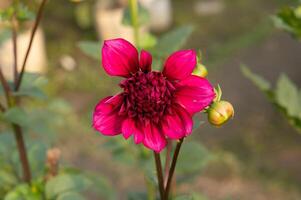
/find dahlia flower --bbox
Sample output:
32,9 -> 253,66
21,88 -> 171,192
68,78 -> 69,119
93,38 -> 215,152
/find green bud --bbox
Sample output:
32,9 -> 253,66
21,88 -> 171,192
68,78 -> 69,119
208,101 -> 234,127
192,63 -> 208,77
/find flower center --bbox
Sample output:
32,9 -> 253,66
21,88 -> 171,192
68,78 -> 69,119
120,71 -> 175,124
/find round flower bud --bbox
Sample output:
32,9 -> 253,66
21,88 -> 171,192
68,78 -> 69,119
192,63 -> 208,77
208,101 -> 234,126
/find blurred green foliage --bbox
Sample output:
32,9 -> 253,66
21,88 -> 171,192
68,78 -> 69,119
241,65 -> 301,133
273,3 -> 301,39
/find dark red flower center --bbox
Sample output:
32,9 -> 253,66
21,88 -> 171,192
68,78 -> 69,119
120,71 -> 176,124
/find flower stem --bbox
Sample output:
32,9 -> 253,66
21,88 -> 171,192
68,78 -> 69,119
12,125 -> 31,183
15,0 -> 47,91
12,12 -> 18,84
164,140 -> 172,187
0,67 -> 12,107
129,0 -> 139,47
153,152 -> 165,200
164,138 -> 184,199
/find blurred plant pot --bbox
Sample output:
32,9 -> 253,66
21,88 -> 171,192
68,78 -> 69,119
0,27 -> 47,80
95,0 -> 148,43
139,0 -> 172,32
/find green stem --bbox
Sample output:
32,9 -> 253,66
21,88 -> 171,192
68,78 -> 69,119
15,0 -> 48,91
12,124 -> 31,183
153,152 -> 165,200
129,0 -> 139,47
164,139 -> 184,200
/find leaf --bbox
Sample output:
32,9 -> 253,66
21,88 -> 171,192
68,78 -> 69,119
45,174 -> 92,199
13,87 -> 47,99
4,184 -> 42,200
275,74 -> 301,118
3,107 -> 29,127
14,73 -> 48,100
151,26 -> 194,57
57,192 -> 85,200
273,6 -> 301,39
16,4 -> 35,22
177,141 -> 210,175
240,64 -> 271,92
0,169 -> 18,186
139,32 -> 157,50
85,173 -> 116,200
28,143 -> 47,178
150,26 -> 194,70
78,41 -> 101,60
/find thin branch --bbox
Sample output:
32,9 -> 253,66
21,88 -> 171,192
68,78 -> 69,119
164,140 -> 172,188
12,124 -> 31,183
15,0 -> 47,91
164,138 -> 184,200
154,152 -> 165,200
0,67 -> 12,106
12,15 -> 18,85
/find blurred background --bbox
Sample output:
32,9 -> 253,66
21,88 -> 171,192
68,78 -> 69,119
1,0 -> 301,199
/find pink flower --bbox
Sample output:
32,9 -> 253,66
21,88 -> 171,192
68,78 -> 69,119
93,38 -> 215,152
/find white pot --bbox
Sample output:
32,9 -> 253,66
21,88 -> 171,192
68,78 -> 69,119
0,27 -> 47,80
139,0 -> 172,32
95,1 -> 149,43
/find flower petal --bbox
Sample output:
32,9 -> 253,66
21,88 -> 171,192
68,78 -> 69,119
143,123 -> 166,152
102,38 -> 139,77
175,75 -> 215,113
162,105 -> 193,139
121,118 -> 144,144
139,50 -> 152,72
93,94 -> 125,135
163,50 -> 197,80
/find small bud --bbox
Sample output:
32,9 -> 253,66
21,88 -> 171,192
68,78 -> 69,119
45,148 -> 61,180
295,6 -> 301,19
208,101 -> 234,126
192,63 -> 208,77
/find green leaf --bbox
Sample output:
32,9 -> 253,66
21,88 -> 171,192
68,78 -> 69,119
28,143 -> 47,178
85,173 -> 116,200
45,174 -> 92,199
273,6 -> 301,39
0,169 -> 18,186
57,192 -> 85,200
0,6 -> 14,21
16,4 -> 35,22
14,73 -> 48,99
139,32 -> 157,50
3,107 -> 29,127
78,41 -> 101,60
177,141 -> 210,175
13,87 -> 47,99
122,3 -> 150,26
4,184 -> 42,200
152,26 -> 194,57
240,64 -> 271,92
150,26 -> 193,70
275,74 -> 301,118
